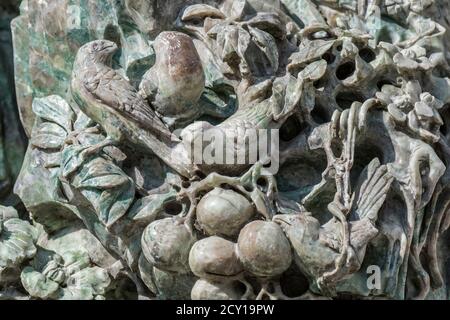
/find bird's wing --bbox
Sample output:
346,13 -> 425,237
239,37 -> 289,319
84,68 -> 171,139
351,158 -> 394,222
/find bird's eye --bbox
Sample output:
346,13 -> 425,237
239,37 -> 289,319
93,43 -> 99,51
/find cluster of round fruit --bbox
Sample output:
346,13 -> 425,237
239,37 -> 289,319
140,187 -> 293,299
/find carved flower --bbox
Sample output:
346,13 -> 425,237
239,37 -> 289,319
21,250 -> 111,300
376,80 -> 443,142
393,45 -> 433,72
0,206 -> 38,282
408,92 -> 444,142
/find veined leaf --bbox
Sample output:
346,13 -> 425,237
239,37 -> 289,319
299,59 -> 328,81
288,39 -> 335,71
72,157 -> 135,227
31,122 -> 67,150
248,26 -> 279,73
32,95 -> 75,131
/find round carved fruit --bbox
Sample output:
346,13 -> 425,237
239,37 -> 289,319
189,236 -> 243,280
237,221 -> 292,277
191,279 -> 243,300
196,188 -> 254,238
141,217 -> 196,274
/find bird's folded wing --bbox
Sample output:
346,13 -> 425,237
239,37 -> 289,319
84,69 -> 172,140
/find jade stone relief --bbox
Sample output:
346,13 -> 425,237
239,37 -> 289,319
1,0 -> 450,300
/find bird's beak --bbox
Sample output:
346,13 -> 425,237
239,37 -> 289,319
102,42 -> 118,55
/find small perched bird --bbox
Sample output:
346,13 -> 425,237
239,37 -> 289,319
139,31 -> 206,129
178,67 -> 319,176
274,158 -> 393,294
71,40 -> 196,178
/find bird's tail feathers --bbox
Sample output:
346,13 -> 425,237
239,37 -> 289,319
352,158 -> 394,222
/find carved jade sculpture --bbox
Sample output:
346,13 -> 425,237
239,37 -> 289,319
0,0 -> 450,300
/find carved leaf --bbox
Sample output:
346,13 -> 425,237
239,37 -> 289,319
69,157 -> 135,227
31,122 -> 67,149
247,12 -> 285,39
288,40 -> 335,71
299,59 -> 328,81
248,26 -> 279,73
181,4 -> 225,21
32,95 -> 75,131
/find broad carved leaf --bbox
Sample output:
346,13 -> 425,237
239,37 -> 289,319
248,26 -> 279,73
31,122 -> 67,149
247,12 -> 285,39
299,59 -> 328,81
71,157 -> 135,227
181,4 -> 225,21
74,158 -> 131,189
288,40 -> 335,71
32,95 -> 75,131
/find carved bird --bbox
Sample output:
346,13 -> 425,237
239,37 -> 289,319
139,31 -> 206,129
273,158 -> 393,294
71,40 -> 196,178
178,60 -> 327,176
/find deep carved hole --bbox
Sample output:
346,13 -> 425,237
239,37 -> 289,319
311,104 -> 330,124
107,275 -> 138,299
350,142 -> 384,186
331,141 -> 343,158
441,123 -> 447,137
233,281 -> 247,296
257,177 -> 268,192
257,177 -> 267,188
280,115 -> 304,142
359,47 -> 376,63
164,201 -> 183,215
322,51 -> 336,64
335,91 -> 364,109
336,61 -> 356,80
279,265 -> 309,298
440,106 -> 450,137
181,181 -> 191,188
313,78 -> 326,88
194,170 -> 206,179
